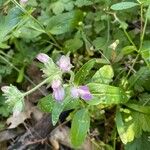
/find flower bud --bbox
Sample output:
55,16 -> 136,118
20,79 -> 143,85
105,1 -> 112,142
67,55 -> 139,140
36,53 -> 50,63
57,55 -> 72,72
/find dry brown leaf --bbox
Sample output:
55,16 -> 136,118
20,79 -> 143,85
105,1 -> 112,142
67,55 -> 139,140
6,100 -> 32,129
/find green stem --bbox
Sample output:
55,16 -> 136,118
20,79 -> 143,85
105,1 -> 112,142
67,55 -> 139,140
0,53 -> 46,95
23,77 -> 51,96
123,29 -> 137,51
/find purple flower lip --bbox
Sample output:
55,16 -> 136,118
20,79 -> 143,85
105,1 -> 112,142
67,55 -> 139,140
71,85 -> 92,101
36,53 -> 50,63
57,55 -> 72,72
51,79 -> 65,101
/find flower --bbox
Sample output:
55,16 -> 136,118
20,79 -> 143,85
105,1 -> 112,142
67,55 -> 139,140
71,85 -> 92,101
51,79 -> 65,101
57,55 -> 72,72
36,53 -> 50,63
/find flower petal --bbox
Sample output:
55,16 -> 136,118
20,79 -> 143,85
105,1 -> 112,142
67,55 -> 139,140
51,79 -> 62,90
53,87 -> 65,101
71,87 -> 79,99
57,55 -> 72,72
79,85 -> 92,100
36,53 -> 50,63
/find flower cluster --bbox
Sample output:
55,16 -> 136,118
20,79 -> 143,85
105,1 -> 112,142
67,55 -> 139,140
36,53 -> 92,102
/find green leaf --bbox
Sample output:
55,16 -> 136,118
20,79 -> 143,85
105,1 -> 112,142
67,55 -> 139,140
92,37 -> 106,50
71,108 -> 90,147
92,65 -> 114,84
51,1 -> 65,14
46,10 -> 83,35
38,94 -> 55,113
0,7 -> 23,43
121,46 -> 137,55
52,95 -> 72,125
111,2 -> 139,10
129,67 -> 150,91
75,0 -> 93,7
87,83 -> 128,105
116,109 -> 135,144
64,38 -> 83,53
74,59 -> 96,85
125,132 -> 150,150
125,103 -> 150,114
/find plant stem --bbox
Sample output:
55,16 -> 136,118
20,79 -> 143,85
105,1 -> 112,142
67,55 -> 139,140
0,53 -> 46,95
23,77 -> 51,97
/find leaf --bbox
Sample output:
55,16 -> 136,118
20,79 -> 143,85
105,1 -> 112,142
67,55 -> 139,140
129,67 -> 150,91
125,103 -> 150,114
87,83 -> 128,105
38,94 -> 55,113
64,38 -> 83,53
75,0 -> 93,7
111,2 -> 139,10
51,1 -> 65,14
92,65 -> 114,84
116,109 -> 135,144
71,108 -> 90,147
52,95 -> 72,126
92,37 -> 106,50
125,132 -> 150,150
121,46 -> 137,55
0,7 -> 23,43
6,100 -> 32,129
46,10 -> 83,35
74,59 -> 96,85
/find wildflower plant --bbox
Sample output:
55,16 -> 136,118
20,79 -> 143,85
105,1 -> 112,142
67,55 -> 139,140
1,0 -> 150,149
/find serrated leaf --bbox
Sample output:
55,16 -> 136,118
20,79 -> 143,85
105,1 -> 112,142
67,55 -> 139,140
74,59 -> 96,85
87,83 -> 128,105
111,2 -> 139,10
71,108 -> 90,147
38,94 -> 55,112
92,65 -> 114,84
46,10 -> 83,35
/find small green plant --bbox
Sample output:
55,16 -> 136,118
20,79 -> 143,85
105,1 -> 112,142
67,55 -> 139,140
1,0 -> 150,149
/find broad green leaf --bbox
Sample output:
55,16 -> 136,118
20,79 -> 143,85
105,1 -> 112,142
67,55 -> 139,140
140,49 -> 150,67
51,1 -> 65,14
71,108 -> 90,147
87,83 -> 128,105
125,103 -> 150,114
0,7 -> 23,43
38,94 -> 55,113
74,59 -> 96,85
92,65 -> 114,84
52,95 -> 72,125
64,38 -> 83,53
46,10 -> 83,35
111,2 -> 139,10
125,132 -> 150,150
116,109 -> 135,144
